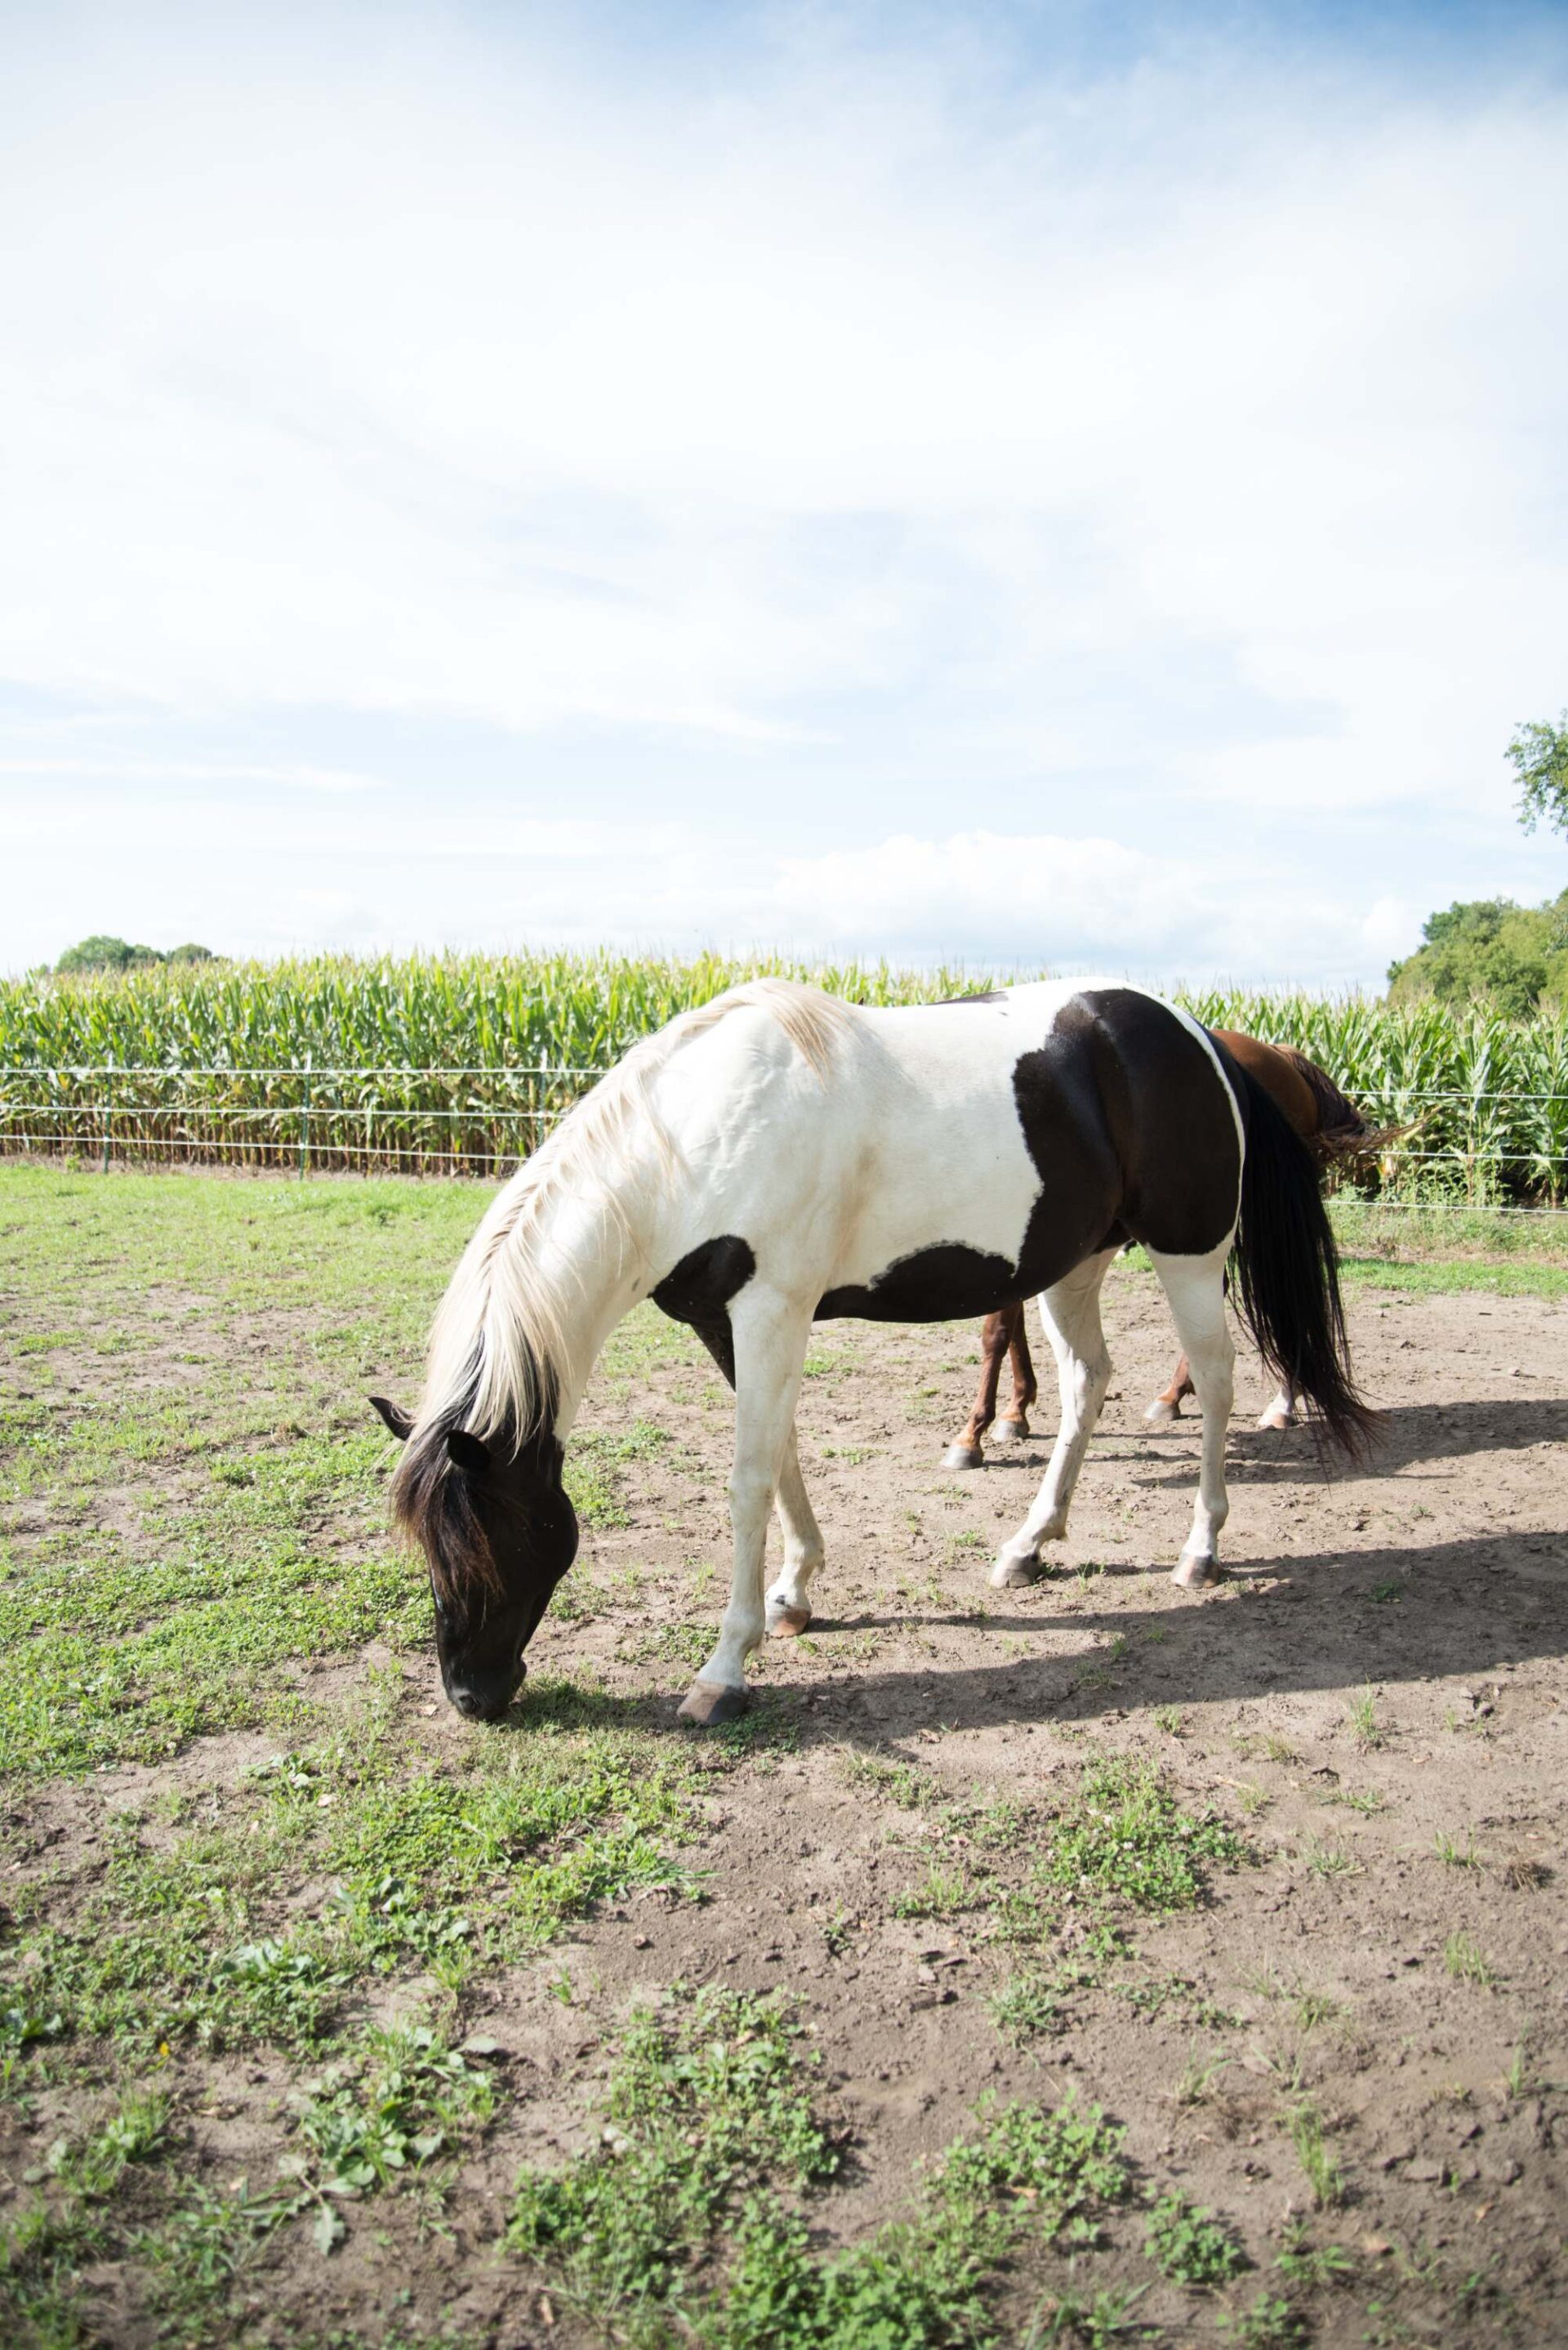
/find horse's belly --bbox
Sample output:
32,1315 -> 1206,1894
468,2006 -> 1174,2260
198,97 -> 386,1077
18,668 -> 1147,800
815,1239 -> 1026,1322
814,1091 -> 1044,1319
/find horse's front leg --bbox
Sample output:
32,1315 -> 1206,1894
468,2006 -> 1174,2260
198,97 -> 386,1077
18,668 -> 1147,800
688,1322 -> 823,1639
678,1291 -> 812,1726
942,1309 -> 1011,1469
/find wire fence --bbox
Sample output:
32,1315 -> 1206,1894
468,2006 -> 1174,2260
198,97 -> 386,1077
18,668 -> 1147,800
2,1064 -> 1567,1208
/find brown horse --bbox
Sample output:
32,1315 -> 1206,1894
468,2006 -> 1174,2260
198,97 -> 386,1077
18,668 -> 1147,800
941,1030 -> 1370,1468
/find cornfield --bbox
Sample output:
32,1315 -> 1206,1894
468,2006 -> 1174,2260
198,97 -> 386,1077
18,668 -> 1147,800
2,954 -> 1565,1202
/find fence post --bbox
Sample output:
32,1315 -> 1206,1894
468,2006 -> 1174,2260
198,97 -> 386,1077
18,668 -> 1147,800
101,1054 -> 114,1174
299,1055 -> 312,1180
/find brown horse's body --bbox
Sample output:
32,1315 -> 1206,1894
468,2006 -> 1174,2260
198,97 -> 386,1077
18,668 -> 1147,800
942,1030 -> 1369,1467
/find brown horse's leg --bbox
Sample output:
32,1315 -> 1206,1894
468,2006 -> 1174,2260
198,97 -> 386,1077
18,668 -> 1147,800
1257,1385 -> 1300,1431
1144,1351 -> 1196,1427
942,1309 -> 1011,1470
996,1303 -> 1036,1441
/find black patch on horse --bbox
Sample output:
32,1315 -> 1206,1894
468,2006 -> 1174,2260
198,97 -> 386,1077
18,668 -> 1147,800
817,1241 -> 1022,1323
652,1235 -> 758,1383
1012,989 -> 1239,1266
818,988 -> 1239,1324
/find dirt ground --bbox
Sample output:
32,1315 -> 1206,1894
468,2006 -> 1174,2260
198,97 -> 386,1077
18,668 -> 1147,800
480,1273 -> 1568,2339
5,1186 -> 1568,2347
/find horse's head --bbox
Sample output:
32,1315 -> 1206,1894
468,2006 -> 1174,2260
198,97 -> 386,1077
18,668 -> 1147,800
370,1395 -> 579,1721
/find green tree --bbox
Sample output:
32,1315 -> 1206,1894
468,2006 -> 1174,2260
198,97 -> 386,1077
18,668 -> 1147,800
53,937 -> 216,973
1387,890 -> 1568,1014
54,935 -> 164,974
1508,711 -> 1568,839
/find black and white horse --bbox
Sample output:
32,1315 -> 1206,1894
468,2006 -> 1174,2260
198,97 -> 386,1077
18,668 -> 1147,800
372,979 -> 1368,1728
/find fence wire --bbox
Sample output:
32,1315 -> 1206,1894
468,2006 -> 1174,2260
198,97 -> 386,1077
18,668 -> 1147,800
3,1065 -> 1567,1209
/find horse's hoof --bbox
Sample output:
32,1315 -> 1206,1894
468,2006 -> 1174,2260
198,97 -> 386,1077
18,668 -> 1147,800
1144,1398 -> 1181,1425
942,1443 -> 983,1471
675,1679 -> 751,1727
1257,1407 -> 1294,1432
991,1555 -> 1044,1589
1172,1551 -> 1226,1590
766,1603 -> 812,1639
994,1418 -> 1029,1444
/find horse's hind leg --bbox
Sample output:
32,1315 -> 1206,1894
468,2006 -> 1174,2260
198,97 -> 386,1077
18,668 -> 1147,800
1144,1351 -> 1196,1426
991,1251 -> 1116,1589
942,1309 -> 1011,1469
1257,1385 -> 1299,1431
765,1427 -> 825,1637
1147,1242 -> 1235,1589
996,1304 -> 1037,1442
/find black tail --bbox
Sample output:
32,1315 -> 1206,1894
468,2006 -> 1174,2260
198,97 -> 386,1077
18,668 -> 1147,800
1221,1055 -> 1377,1460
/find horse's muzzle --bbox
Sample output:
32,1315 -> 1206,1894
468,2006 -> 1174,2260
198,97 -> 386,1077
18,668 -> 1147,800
444,1661 -> 525,1722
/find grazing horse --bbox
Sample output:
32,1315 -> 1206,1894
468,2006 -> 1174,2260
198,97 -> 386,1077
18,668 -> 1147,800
941,1031 -> 1371,1467
370,979 -> 1368,1729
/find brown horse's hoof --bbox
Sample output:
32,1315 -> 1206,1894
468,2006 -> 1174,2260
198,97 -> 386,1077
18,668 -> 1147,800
766,1603 -> 812,1639
994,1417 -> 1029,1444
676,1679 -> 751,1727
1144,1397 -> 1182,1426
942,1443 -> 983,1471
1171,1551 -> 1226,1590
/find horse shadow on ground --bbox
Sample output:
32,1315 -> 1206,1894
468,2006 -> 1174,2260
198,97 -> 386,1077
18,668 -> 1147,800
1095,1395 -> 1568,1492
513,1525 -> 1567,1754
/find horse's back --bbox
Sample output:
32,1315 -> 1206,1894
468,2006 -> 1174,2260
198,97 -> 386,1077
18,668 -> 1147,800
646,979 -> 1243,1323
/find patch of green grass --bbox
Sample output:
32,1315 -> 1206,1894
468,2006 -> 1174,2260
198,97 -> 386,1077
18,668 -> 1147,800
1346,1683 -> 1383,1750
1335,1254 -> 1568,1300
1301,1837 -> 1361,1882
1432,1828 -> 1481,1869
1444,1932 -> 1495,1987
892,1864 -> 971,1920
987,1960 -> 1099,2046
836,1751 -> 940,1809
507,1986 -> 840,2335
287,2020 -> 498,2246
5,1702 -> 699,2066
508,1986 -> 1131,2348
569,1420 -> 675,1527
1040,1759 -> 1249,1914
1027,2283 -> 1152,2344
1274,2223 -> 1354,2290
1287,2104 -> 1347,2210
1169,2047 -> 1232,2106
630,1621 -> 716,1673
1143,2192 -> 1248,2286
1218,2292 -> 1307,2347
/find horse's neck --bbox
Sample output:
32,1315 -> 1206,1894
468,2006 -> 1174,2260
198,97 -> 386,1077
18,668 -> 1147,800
523,1187 -> 646,1443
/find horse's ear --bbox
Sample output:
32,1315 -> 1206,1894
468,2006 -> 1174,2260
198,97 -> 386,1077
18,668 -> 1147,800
369,1394 -> 415,1443
446,1427 -> 491,1475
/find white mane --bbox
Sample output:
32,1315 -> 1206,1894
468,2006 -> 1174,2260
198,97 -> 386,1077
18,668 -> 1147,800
418,979 -> 852,1445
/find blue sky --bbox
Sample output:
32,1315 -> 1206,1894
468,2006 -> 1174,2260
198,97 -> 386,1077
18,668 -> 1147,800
3,0 -> 1566,987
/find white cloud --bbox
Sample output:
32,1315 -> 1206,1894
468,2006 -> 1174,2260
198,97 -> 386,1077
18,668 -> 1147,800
771,828 -> 1381,981
2,7 -> 1565,981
